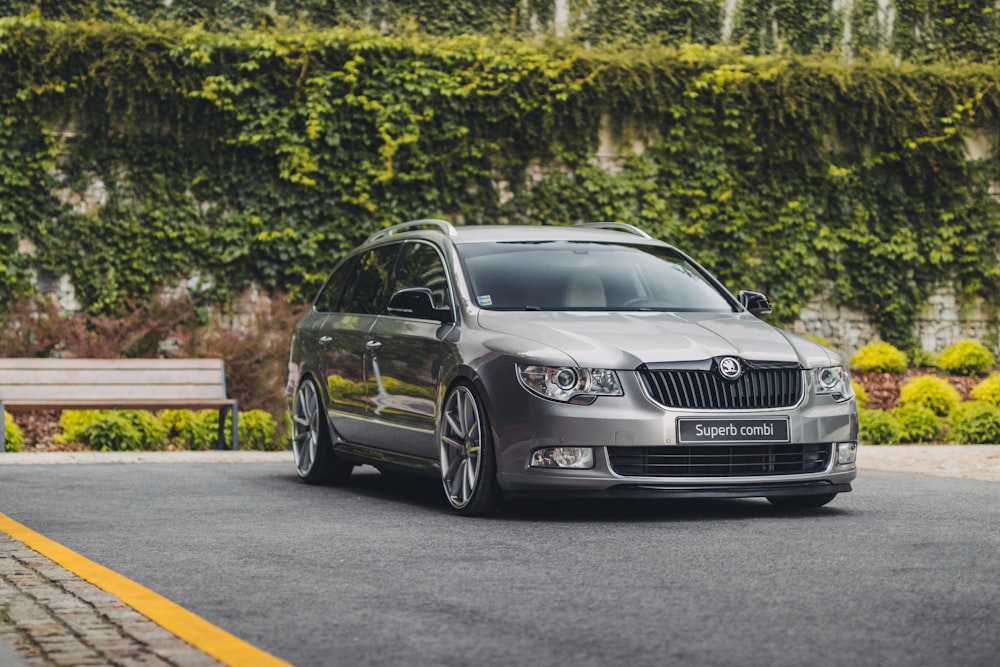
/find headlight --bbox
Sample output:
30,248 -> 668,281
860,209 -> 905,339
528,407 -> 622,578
815,365 -> 853,402
516,364 -> 623,404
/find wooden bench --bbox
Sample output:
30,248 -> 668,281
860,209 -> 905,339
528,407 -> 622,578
0,358 -> 238,452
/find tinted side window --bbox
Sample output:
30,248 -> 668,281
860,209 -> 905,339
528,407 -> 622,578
338,244 -> 401,315
313,255 -> 358,313
392,242 -> 452,310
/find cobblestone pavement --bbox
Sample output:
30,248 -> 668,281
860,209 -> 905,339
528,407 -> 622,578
0,532 -> 222,666
0,447 -> 997,666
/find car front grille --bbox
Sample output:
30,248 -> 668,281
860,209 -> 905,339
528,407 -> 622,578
607,444 -> 831,477
638,367 -> 803,410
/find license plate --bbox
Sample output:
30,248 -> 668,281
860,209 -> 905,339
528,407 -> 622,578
677,417 -> 790,444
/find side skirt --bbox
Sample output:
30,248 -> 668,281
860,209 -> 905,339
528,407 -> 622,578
334,440 -> 440,477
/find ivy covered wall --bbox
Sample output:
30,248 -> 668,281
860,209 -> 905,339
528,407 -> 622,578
2,1 -> 1000,61
0,16 -> 998,351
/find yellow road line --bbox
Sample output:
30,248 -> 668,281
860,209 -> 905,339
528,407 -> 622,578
0,512 -> 293,667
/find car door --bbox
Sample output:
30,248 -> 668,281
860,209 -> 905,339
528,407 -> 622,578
362,240 -> 457,459
314,243 -> 400,445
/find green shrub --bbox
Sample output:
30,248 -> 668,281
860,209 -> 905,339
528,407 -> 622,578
906,348 -> 938,369
891,404 -> 942,443
4,413 -> 25,452
850,342 -> 908,374
57,409 -> 166,450
120,410 -> 168,450
949,402 -> 1000,445
898,375 -> 962,417
859,409 -> 901,445
55,410 -> 104,445
937,340 -> 996,376
161,409 -> 218,450
162,408 -> 280,450
971,373 -> 1000,407
227,409 -> 281,450
75,413 -> 142,451
852,380 -> 869,408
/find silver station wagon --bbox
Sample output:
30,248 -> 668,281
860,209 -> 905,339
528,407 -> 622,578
287,220 -> 858,515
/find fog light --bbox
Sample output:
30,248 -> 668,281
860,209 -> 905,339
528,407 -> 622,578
837,442 -> 858,465
530,447 -> 594,469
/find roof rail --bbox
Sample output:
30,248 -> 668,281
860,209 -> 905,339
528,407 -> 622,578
366,219 -> 458,244
574,222 -> 652,239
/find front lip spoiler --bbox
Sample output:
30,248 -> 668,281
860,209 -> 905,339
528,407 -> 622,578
504,481 -> 852,501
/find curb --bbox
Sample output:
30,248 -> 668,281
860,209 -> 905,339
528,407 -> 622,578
0,451 -> 290,465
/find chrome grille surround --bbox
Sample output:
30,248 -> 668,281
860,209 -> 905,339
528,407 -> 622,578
638,359 -> 803,410
608,444 -> 832,477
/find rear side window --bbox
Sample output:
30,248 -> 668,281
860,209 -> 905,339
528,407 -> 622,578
338,244 -> 401,315
313,255 -> 358,313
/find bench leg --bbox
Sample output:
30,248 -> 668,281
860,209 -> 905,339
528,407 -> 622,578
231,400 -> 239,451
216,403 -> 240,451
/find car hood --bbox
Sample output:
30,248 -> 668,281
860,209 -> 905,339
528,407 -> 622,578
476,310 -> 838,369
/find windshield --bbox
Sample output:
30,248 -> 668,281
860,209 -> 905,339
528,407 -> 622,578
459,241 -> 736,312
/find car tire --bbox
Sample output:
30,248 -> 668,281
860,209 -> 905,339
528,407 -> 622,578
766,492 -> 837,508
438,382 -> 502,516
292,377 -> 353,485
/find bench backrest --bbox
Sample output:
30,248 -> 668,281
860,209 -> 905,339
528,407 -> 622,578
0,358 -> 230,405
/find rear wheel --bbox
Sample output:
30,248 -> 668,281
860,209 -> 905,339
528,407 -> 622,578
439,383 -> 502,516
767,493 -> 837,508
292,378 -> 353,485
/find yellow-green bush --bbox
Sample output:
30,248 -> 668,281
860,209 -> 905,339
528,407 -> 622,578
162,408 -> 281,450
53,410 -> 167,452
850,342 -> 908,374
971,373 -> 1000,407
949,401 -> 1000,445
161,409 -> 220,450
891,404 -> 942,443
3,412 -> 24,451
899,375 -> 962,417
907,348 -> 939,369
54,410 -> 104,445
859,409 -> 901,445
227,409 -> 281,450
852,380 -> 869,408
937,340 -> 996,376
57,409 -> 166,451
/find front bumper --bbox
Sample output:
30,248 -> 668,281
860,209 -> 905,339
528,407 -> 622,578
486,371 -> 858,497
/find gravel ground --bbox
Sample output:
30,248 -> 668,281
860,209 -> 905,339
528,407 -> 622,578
858,444 -> 1000,482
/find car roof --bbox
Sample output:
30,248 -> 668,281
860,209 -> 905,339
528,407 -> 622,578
362,220 -> 670,248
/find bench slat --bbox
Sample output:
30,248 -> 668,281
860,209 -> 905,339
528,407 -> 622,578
2,386 -> 229,402
0,369 -> 227,388
4,399 -> 234,410
0,359 -> 225,370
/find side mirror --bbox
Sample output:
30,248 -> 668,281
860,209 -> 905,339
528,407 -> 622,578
738,290 -> 772,318
387,288 -> 452,323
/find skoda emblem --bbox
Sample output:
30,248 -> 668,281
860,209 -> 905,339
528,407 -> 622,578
718,357 -> 743,380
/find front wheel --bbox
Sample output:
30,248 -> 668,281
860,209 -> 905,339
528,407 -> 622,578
767,493 -> 837,509
438,383 -> 502,516
292,378 -> 353,485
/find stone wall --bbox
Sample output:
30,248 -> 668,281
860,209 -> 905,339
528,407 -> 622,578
792,287 -> 999,356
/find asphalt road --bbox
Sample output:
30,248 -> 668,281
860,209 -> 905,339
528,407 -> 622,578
1,461 -> 998,667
